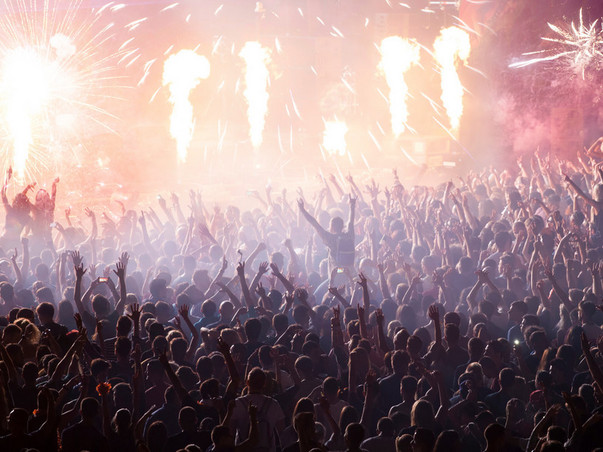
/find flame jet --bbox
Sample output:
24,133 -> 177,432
162,49 -> 210,163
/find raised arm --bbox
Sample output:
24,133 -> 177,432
178,305 -> 199,363
581,332 -> 603,390
269,263 -> 295,293
347,195 -> 356,233
298,198 -> 329,242
564,174 -> 599,209
236,261 -> 255,309
71,251 -> 89,315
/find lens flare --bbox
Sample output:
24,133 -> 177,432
162,49 -> 210,163
433,26 -> 471,134
378,36 -> 420,138
239,41 -> 271,149
322,120 -> 348,157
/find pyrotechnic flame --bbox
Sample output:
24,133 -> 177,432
162,49 -> 210,163
2,48 -> 57,178
322,120 -> 348,157
239,41 -> 271,149
509,8 -> 603,80
433,26 -> 471,134
378,36 -> 420,138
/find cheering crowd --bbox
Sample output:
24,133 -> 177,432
2,141 -> 603,452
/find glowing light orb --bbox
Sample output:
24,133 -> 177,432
239,41 -> 271,149
378,36 -> 420,138
322,120 -> 348,157
433,26 -> 471,134
162,49 -> 210,164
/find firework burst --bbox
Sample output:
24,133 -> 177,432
0,0 -> 133,181
509,8 -> 603,79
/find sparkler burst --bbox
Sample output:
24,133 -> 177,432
378,36 -> 420,138
0,0 -> 133,181
162,49 -> 210,163
509,8 -> 603,80
239,41 -> 271,149
433,26 -> 471,134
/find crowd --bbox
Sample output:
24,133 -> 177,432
2,142 -> 603,452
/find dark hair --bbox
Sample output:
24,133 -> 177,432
36,302 -> 55,320
81,397 -> 100,419
244,318 -> 262,341
115,336 -> 132,358
377,417 -> 395,436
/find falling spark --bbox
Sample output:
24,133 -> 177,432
332,26 -> 344,38
378,36 -> 420,138
509,8 -> 603,79
368,130 -> 382,151
433,26 -> 470,134
138,58 -> 156,86
239,41 -> 271,149
125,18 -> 147,31
322,120 -> 348,157
289,90 -> 301,119
160,3 -> 179,12
162,49 -> 210,163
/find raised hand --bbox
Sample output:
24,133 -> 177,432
297,198 -> 305,211
258,261 -> 269,275
295,288 -> 309,305
174,316 -> 182,331
356,273 -> 368,289
113,261 -> 126,280
269,262 -> 281,275
70,250 -> 84,268
375,308 -> 384,327
410,274 -> 422,287
157,195 -> 167,210
432,271 -> 444,287
178,304 -> 189,320
428,304 -> 440,323
118,252 -> 129,269
255,282 -> 266,298
475,269 -> 490,284
357,304 -> 365,320
216,337 -> 230,356
74,313 -> 83,331
127,303 -> 141,325
236,261 -> 245,275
